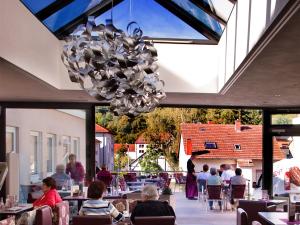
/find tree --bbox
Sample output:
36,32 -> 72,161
139,144 -> 163,173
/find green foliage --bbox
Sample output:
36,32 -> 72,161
114,145 -> 131,171
139,144 -> 163,173
96,107 -> 262,170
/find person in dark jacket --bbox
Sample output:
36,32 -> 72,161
130,185 -> 176,224
185,154 -> 198,199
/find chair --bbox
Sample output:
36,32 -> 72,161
173,173 -> 186,192
73,215 -> 112,225
231,185 -> 246,199
53,201 -> 70,225
111,199 -> 127,213
124,173 -> 137,182
35,206 -> 52,225
237,208 -> 248,225
0,216 -> 15,225
128,199 -> 138,213
134,216 -> 175,225
238,200 -> 276,225
252,222 -> 262,225
206,185 -> 224,212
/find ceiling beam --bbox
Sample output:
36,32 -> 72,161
55,0 -> 124,39
190,0 -> 227,26
35,0 -> 74,21
155,0 -> 220,42
228,0 -> 237,4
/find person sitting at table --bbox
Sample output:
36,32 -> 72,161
96,164 -> 113,190
51,164 -> 71,190
130,185 -> 176,224
221,164 -> 235,183
33,177 -> 62,208
66,154 -> 85,185
207,168 -> 222,210
79,181 -> 124,222
197,164 -> 210,193
230,168 -> 247,205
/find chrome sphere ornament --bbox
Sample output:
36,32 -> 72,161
61,17 -> 166,116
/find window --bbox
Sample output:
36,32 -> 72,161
30,131 -> 42,181
72,137 -> 80,158
47,134 -> 56,174
139,150 -> 144,154
234,144 -> 241,150
6,126 -> 17,154
139,144 -> 144,148
62,136 -> 71,164
204,142 -> 217,149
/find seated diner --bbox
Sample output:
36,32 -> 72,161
33,177 -> 62,208
79,180 -> 124,222
51,164 -> 71,190
130,185 -> 176,224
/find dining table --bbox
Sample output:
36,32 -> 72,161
0,204 -> 33,219
258,212 -> 297,225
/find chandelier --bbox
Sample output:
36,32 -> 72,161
61,17 -> 166,116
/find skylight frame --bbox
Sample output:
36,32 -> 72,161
19,0 -> 236,44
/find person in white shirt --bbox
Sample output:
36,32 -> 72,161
197,164 -> 210,193
221,164 -> 235,183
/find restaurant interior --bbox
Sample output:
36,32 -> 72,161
1,0 -> 300,224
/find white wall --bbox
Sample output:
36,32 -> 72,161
155,44 -> 219,93
6,109 -> 86,185
218,0 -> 289,90
95,133 -> 114,171
178,136 -> 190,172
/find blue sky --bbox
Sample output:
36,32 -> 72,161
21,0 -> 223,40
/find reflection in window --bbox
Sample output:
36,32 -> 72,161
62,136 -> 71,164
6,126 -> 17,154
73,137 -> 80,157
30,131 -> 41,175
47,134 -> 56,173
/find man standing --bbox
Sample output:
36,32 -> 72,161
66,154 -> 85,185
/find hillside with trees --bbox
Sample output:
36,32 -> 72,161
96,107 -> 262,171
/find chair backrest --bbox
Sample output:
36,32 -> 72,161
0,216 -> 15,225
35,206 -> 52,225
207,185 -> 222,199
252,221 -> 262,225
128,200 -> 138,213
111,199 -> 127,213
238,200 -> 269,225
231,185 -> 246,199
73,215 -> 112,225
124,173 -> 137,182
237,208 -> 248,225
135,216 -> 175,225
53,201 -> 70,225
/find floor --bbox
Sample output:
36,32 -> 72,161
174,191 -> 236,225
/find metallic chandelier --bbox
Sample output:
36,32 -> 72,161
61,17 -> 166,116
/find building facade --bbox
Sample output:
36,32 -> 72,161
179,120 -> 285,190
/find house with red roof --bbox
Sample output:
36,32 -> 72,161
179,120 -> 286,186
95,124 -> 114,171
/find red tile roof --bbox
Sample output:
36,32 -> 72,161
114,144 -> 135,153
95,124 -> 110,133
180,123 -> 285,160
135,134 -> 147,144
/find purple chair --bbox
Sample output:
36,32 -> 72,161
135,216 -> 175,225
73,215 -> 112,225
35,206 -> 52,225
237,208 -> 248,225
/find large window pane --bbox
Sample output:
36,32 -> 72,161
272,114 -> 300,125
273,136 -> 300,195
62,136 -> 71,164
21,0 -> 56,14
29,131 -> 41,177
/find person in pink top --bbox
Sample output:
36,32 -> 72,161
96,165 -> 113,189
66,154 -> 85,185
33,177 -> 62,208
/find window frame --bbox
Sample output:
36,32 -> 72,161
204,141 -> 218,149
6,126 -> 18,154
234,144 -> 241,151
46,133 -> 56,175
30,131 -> 42,183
